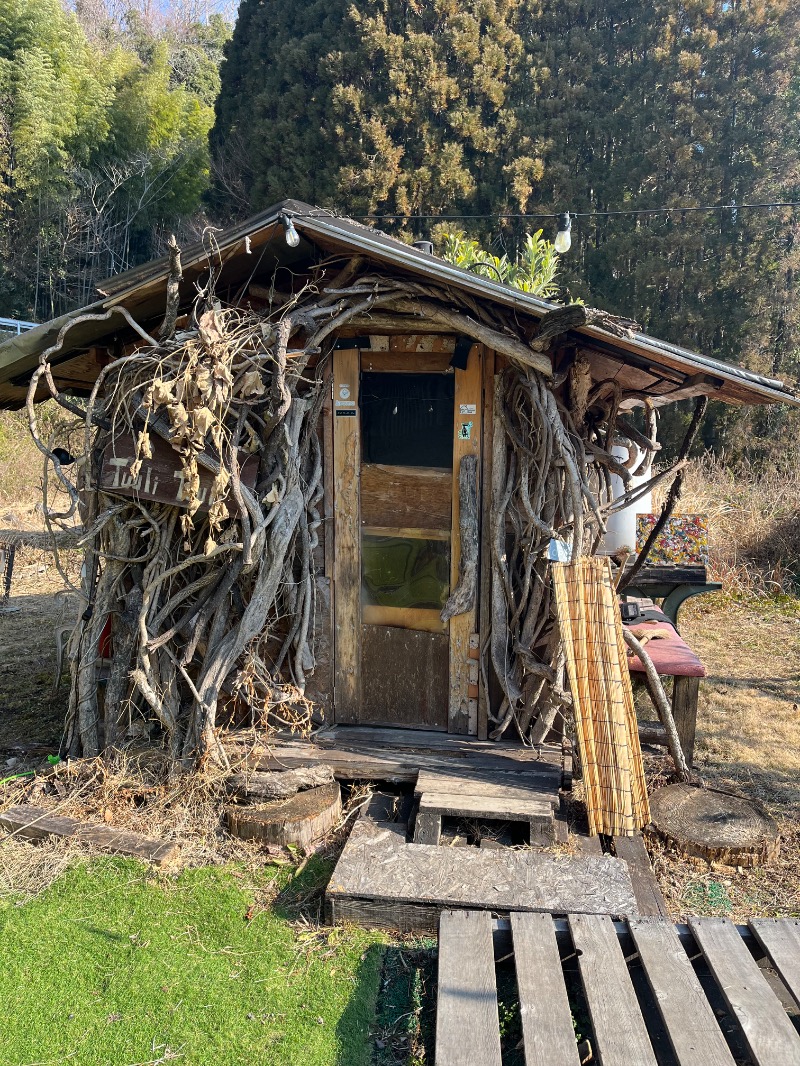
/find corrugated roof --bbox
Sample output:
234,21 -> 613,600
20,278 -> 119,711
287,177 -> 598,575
1,198 -> 797,409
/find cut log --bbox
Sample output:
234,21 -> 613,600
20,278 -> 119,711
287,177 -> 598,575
226,780 -> 341,848
0,804 -> 180,867
226,765 -> 334,801
647,783 -> 779,868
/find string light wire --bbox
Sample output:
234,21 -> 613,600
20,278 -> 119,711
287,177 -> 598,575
354,201 -> 800,222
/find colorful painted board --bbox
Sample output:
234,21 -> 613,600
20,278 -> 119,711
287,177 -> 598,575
636,513 -> 709,565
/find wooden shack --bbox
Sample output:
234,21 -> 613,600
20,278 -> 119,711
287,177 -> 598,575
0,199 -> 797,770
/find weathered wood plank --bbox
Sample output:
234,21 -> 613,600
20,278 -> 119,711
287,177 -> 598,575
332,349 -> 361,722
0,804 -> 179,867
749,918 -> 800,1007
613,836 -> 669,918
628,918 -> 736,1065
511,912 -> 581,1066
99,430 -> 257,512
436,909 -> 502,1066
224,728 -> 564,786
418,792 -> 553,823
360,463 -> 452,530
318,725 -> 562,764
568,913 -> 658,1066
450,344 -> 482,735
689,917 -> 800,1066
361,605 -> 447,633
361,348 -> 454,371
328,817 -> 638,915
361,624 -> 449,729
415,767 -> 561,807
361,524 -> 450,540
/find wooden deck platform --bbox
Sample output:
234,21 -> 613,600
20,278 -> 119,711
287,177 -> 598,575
224,725 -> 565,785
436,911 -> 800,1066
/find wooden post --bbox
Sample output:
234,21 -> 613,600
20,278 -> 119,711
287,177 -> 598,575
332,349 -> 361,723
672,675 -> 700,767
449,344 -> 482,734
477,353 -> 495,740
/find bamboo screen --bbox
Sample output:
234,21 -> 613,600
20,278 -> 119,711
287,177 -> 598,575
552,557 -> 651,836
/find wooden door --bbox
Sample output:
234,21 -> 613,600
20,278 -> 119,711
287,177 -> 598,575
332,342 -> 482,732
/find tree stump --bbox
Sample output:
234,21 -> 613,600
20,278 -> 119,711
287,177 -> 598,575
226,780 -> 341,849
646,783 -> 779,868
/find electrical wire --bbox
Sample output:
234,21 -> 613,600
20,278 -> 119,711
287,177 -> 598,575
354,201 -> 800,221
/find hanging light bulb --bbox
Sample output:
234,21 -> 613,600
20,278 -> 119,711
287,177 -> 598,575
554,211 -> 572,254
282,213 -> 301,248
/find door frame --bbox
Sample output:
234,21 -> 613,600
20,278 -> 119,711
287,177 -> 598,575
331,340 -> 483,734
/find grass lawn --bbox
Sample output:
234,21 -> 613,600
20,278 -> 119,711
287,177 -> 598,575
0,856 -> 387,1066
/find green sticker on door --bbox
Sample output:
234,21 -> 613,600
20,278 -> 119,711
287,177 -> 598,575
458,421 -> 473,440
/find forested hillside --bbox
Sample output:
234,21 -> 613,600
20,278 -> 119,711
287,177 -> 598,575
210,0 -> 800,455
2,0 -> 798,456
0,0 -> 232,322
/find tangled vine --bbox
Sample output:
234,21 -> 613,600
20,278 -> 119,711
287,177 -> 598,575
27,246 -> 668,764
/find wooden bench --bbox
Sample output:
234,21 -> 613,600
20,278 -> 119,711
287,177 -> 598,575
435,910 -> 800,1066
624,616 -> 706,767
622,563 -> 722,628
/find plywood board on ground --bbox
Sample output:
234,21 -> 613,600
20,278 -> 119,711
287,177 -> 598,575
327,817 -> 637,918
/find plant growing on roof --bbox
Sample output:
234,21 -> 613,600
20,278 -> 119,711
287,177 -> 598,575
439,230 -> 561,299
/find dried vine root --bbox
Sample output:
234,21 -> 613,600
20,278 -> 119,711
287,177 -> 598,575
26,249 -> 647,760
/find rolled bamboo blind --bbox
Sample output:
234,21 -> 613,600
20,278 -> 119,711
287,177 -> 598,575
552,557 -> 650,836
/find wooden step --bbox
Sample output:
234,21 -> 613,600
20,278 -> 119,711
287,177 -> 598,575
414,791 -> 555,846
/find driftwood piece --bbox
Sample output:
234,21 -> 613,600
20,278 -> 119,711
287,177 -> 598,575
529,303 -> 587,351
226,780 -> 341,848
383,296 -> 553,376
0,804 -> 180,867
157,234 -> 183,341
441,454 -> 479,622
647,783 -> 780,867
623,627 -> 692,782
226,765 -> 334,801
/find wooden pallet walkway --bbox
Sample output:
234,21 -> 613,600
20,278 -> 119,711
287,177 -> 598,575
436,911 -> 800,1066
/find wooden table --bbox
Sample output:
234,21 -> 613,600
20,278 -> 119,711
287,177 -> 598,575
622,563 -> 722,628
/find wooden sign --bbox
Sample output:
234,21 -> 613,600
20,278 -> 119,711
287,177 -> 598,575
99,431 -> 258,512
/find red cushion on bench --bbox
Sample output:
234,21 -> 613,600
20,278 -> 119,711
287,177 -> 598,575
624,620 -> 706,678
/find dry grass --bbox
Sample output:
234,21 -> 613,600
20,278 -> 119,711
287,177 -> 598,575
0,746 -> 378,910
643,593 -> 800,918
672,448 -> 800,597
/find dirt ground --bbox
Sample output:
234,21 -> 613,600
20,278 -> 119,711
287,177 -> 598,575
1,523 -> 799,918
0,506 -> 82,753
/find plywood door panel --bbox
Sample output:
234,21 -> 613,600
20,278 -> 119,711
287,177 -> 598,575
360,464 -> 452,529
360,624 -> 449,730
333,349 -> 361,723
449,344 -> 482,734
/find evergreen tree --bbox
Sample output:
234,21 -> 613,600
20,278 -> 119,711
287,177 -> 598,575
209,0 -> 542,233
